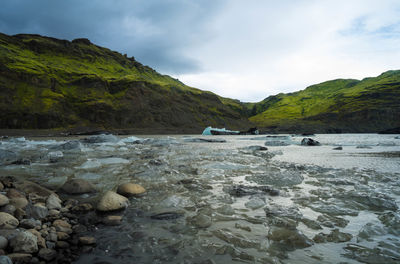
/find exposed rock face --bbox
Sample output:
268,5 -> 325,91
60,179 -> 96,194
97,191 -> 129,212
0,33 -> 251,132
117,183 -> 146,197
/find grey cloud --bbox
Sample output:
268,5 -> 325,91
0,0 -> 224,73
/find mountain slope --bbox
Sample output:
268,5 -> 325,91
0,33 -> 251,132
248,71 -> 400,133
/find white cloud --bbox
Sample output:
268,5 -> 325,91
175,0 -> 400,102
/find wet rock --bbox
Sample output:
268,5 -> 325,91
349,192 -> 398,211
0,194 -> 9,207
7,253 -> 32,263
313,229 -> 352,243
26,203 -> 48,220
344,243 -> 400,264
97,191 -> 129,212
378,212 -> 400,235
244,197 -> 265,209
38,248 -> 57,261
184,137 -> 227,143
12,158 -> 31,165
0,212 -> 19,229
60,179 -> 96,194
53,219 -> 72,234
0,149 -> 18,165
333,146 -> 343,150
0,256 -> 12,264
0,236 -> 8,249
82,134 -> 119,144
301,218 -> 322,230
267,227 -> 313,249
191,213 -> 212,228
46,193 -> 62,210
358,222 -> 387,241
19,218 -> 41,229
0,182 -> 3,191
9,230 -> 38,253
264,140 -> 290,146
14,208 -> 26,220
246,145 -> 268,151
264,204 -> 302,221
56,140 -> 82,151
225,185 -> 279,197
71,203 -> 93,212
317,214 -> 349,228
117,183 -> 146,197
48,151 -> 63,163
216,205 -> 235,215
246,170 -> 303,187
301,138 -> 320,146
102,215 -> 122,226
214,229 -> 260,249
14,181 -> 54,198
150,211 -> 184,220
307,201 -> 359,216
79,236 -> 96,245
1,204 -> 16,216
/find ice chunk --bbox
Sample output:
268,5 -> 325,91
202,126 -> 239,135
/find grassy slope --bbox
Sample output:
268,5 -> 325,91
249,71 -> 400,132
0,33 -> 251,131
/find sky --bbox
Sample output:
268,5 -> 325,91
1,0 -> 400,102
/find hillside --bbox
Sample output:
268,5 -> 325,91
248,71 -> 400,133
0,33 -> 251,133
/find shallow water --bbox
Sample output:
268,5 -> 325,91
1,133 -> 399,263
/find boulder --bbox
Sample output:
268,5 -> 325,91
9,230 -> 38,253
97,191 -> 129,212
117,183 -> 146,197
60,179 -> 96,194
267,227 -> 313,249
301,138 -> 321,146
0,194 -> 9,207
0,212 -> 19,229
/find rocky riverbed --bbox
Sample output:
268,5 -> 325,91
0,134 -> 399,263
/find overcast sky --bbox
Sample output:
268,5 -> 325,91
1,0 -> 400,102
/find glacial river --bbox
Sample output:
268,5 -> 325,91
0,133 -> 399,264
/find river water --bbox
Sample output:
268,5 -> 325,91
0,133 -> 399,264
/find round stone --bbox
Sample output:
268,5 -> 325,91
117,183 -> 146,197
97,191 -> 129,212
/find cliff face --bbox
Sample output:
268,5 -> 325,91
248,71 -> 400,133
0,33 -> 251,133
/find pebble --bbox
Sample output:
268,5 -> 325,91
192,214 -> 212,228
7,253 -> 32,263
53,219 -> 72,234
28,229 -> 46,249
117,183 -> 146,197
27,203 -> 48,220
96,191 -> 129,212
56,241 -> 69,249
14,181 -> 54,198
0,212 -> 19,229
19,218 -> 41,229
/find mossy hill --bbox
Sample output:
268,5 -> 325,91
247,70 -> 400,133
0,33 -> 251,133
